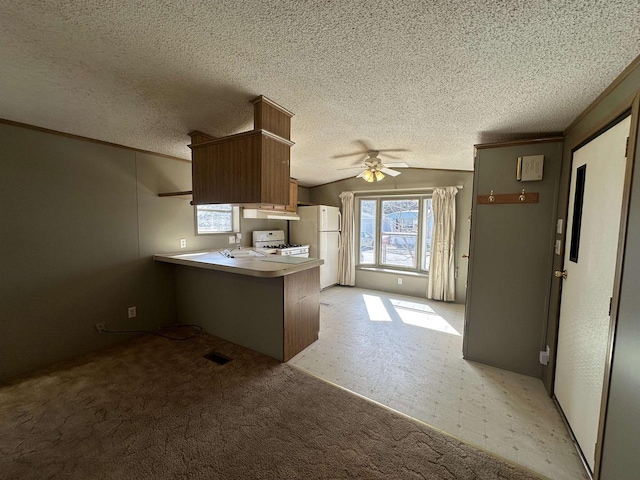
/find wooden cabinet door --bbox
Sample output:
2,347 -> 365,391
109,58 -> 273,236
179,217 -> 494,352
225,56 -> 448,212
286,179 -> 298,212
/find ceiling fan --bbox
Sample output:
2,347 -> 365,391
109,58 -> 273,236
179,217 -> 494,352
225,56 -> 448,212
335,141 -> 410,182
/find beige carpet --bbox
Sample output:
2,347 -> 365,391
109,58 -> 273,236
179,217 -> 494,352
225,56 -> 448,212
0,331 -> 541,479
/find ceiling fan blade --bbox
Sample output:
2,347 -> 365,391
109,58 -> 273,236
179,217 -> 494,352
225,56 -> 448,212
384,162 -> 409,168
337,166 -> 366,170
379,153 -> 401,159
377,148 -> 409,153
380,168 -> 401,177
356,139 -> 374,152
355,170 -> 366,178
332,151 -> 365,159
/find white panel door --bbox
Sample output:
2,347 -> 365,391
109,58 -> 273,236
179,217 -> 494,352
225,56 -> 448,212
555,115 -> 630,471
319,231 -> 339,289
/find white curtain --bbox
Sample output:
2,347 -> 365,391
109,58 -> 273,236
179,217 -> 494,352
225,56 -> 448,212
338,191 -> 356,286
427,187 -> 458,301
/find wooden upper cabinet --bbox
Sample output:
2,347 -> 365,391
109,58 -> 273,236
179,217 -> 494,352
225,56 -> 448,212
286,179 -> 298,212
190,130 -> 292,206
189,96 -> 294,206
253,95 -> 294,140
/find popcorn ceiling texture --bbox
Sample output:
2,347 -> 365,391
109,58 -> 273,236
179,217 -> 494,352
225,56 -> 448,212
0,1 -> 638,186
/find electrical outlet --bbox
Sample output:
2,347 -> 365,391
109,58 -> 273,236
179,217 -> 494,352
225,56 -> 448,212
95,322 -> 105,334
180,238 -> 187,249
228,235 -> 236,244
128,306 -> 137,318
539,345 -> 550,365
397,277 -> 403,285
236,233 -> 242,241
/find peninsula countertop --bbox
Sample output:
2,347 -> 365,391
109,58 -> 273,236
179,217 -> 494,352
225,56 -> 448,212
153,250 -> 324,278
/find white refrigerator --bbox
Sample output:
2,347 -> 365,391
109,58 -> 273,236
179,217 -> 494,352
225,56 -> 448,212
290,205 -> 341,289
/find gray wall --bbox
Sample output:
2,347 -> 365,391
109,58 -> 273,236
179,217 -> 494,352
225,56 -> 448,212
464,141 -> 563,378
0,123 -> 286,383
297,185 -> 310,204
544,62 -> 640,395
546,61 -> 640,479
309,168 -> 474,303
600,103 -> 640,480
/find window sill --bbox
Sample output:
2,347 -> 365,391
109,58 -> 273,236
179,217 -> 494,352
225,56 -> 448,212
356,266 -> 428,278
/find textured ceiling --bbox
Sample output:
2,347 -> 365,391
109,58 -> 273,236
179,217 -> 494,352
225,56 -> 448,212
1,1 -> 638,186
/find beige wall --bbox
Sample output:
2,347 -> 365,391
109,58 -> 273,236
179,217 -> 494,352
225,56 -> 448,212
297,185 -> 310,203
0,123 -> 286,383
309,168 -> 474,303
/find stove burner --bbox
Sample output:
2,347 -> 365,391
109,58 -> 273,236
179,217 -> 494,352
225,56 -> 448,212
265,243 -> 303,249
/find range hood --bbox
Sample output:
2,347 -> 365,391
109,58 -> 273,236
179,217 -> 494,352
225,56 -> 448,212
243,208 -> 300,221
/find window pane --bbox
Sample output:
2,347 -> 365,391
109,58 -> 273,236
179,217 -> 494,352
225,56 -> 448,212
422,198 -> 434,270
359,200 -> 377,264
196,205 -> 233,233
380,199 -> 418,268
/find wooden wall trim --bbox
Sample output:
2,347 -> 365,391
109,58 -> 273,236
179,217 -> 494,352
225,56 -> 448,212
309,166 -> 474,190
474,136 -> 564,149
251,95 -> 295,117
0,118 -> 191,163
568,93 -> 636,152
564,54 -> 640,134
189,129 -> 294,149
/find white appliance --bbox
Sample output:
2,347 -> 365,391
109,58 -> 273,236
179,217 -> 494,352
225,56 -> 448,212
290,205 -> 341,289
252,230 -> 309,257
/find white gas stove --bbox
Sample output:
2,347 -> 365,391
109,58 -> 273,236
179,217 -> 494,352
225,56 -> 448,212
253,230 -> 310,257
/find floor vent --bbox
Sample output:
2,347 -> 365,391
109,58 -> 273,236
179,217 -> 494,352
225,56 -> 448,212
204,350 -> 231,365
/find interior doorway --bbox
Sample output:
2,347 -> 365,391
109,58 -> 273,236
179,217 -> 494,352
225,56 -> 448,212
554,114 -> 631,472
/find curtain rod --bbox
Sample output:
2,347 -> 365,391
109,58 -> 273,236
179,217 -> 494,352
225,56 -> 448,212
348,185 -> 463,195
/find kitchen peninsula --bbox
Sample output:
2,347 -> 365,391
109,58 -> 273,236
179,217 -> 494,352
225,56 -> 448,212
154,251 -> 323,361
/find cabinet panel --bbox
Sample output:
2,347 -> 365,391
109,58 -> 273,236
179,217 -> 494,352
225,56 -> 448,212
253,96 -> 293,140
286,179 -> 298,212
283,267 -> 320,361
260,136 -> 290,206
192,133 -> 262,205
191,132 -> 291,206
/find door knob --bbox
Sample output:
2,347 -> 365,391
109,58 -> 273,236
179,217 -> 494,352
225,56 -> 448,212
554,270 -> 567,279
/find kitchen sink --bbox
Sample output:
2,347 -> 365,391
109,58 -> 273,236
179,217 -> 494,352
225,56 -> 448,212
222,249 -> 266,258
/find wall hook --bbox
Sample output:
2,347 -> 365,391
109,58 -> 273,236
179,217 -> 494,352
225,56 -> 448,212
519,189 -> 526,202
489,190 -> 495,203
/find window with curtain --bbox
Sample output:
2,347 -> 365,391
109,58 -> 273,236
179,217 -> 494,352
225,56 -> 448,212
357,196 -> 433,273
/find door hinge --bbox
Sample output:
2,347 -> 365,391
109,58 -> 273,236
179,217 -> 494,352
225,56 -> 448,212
626,137 -> 629,157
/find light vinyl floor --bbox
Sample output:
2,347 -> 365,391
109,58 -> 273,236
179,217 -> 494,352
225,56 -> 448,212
289,286 -> 587,480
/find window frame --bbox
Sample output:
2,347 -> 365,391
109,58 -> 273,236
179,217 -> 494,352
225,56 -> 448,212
356,195 -> 433,274
194,204 -> 240,235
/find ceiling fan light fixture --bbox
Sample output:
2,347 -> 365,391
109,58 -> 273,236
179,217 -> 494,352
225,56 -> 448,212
374,170 -> 385,181
362,169 -> 375,182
